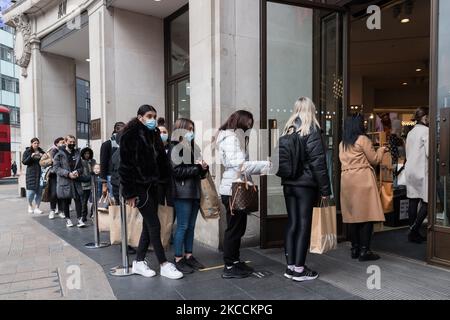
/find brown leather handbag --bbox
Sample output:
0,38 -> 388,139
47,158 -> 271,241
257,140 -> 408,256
229,175 -> 259,214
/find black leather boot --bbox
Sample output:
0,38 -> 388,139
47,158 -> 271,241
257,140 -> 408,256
351,245 -> 360,259
358,247 -> 380,262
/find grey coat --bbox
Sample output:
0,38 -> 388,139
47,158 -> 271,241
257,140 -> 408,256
53,148 -> 83,200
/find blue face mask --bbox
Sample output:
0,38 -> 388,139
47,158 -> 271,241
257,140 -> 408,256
145,118 -> 157,131
185,131 -> 195,143
160,134 -> 169,143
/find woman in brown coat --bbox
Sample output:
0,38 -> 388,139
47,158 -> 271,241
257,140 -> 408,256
339,115 -> 387,262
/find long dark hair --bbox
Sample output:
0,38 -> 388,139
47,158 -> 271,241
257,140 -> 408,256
413,107 -> 429,124
137,104 -> 157,117
219,110 -> 254,131
343,114 -> 366,151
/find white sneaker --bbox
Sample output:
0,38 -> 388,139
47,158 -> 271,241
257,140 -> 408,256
58,213 -> 66,219
49,211 -> 55,220
77,219 -> 86,228
160,262 -> 183,280
34,208 -> 43,215
28,206 -> 34,214
66,219 -> 74,228
132,261 -> 156,278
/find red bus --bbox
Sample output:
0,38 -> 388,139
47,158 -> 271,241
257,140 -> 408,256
0,106 -> 11,179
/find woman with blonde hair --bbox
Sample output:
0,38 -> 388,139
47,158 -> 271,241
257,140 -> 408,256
281,97 -> 331,282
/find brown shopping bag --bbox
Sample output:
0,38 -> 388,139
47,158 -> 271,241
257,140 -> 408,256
97,210 -> 110,232
309,200 -> 337,254
200,171 -> 220,219
158,205 -> 174,250
109,205 -> 143,246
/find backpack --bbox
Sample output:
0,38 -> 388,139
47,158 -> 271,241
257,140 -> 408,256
275,127 -> 305,179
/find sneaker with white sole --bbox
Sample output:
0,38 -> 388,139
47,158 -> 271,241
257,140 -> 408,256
28,206 -> 34,214
49,211 -> 56,220
292,266 -> 319,282
66,219 -> 74,228
160,262 -> 183,280
77,219 -> 86,228
34,208 -> 43,215
58,213 -> 66,219
132,261 -> 156,278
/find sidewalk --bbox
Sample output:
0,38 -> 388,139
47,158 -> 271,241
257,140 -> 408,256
1,181 -> 449,300
0,180 -> 115,300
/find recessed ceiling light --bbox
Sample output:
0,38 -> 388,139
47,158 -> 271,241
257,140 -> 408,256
401,18 -> 410,23
416,68 -> 422,72
402,82 -> 408,86
86,58 -> 91,62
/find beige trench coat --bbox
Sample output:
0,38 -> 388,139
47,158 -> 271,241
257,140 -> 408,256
339,135 -> 386,223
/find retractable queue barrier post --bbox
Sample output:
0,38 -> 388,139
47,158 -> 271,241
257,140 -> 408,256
85,174 -> 110,249
110,184 -> 134,277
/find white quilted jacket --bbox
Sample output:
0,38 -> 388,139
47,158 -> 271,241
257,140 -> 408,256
217,130 -> 271,196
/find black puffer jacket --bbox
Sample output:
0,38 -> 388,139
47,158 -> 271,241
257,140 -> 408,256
281,126 -> 331,197
22,147 -> 45,190
169,141 -> 208,200
119,119 -> 170,200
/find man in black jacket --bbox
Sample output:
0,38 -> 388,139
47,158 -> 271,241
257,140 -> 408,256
100,122 -> 125,202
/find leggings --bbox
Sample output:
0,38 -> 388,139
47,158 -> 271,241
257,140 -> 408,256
283,185 -> 318,267
348,222 -> 374,249
62,196 -> 82,220
408,198 -> 428,233
136,185 -> 167,264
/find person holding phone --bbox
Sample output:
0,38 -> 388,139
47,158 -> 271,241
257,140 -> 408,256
119,105 -> 183,280
22,138 -> 45,214
53,135 -> 85,228
169,118 -> 209,274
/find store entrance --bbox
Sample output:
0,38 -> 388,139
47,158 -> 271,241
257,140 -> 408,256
348,0 -> 431,261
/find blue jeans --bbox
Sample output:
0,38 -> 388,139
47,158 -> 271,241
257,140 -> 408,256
106,175 -> 113,196
27,187 -> 42,207
173,199 -> 200,258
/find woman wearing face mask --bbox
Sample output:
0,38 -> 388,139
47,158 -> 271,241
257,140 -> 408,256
169,118 -> 208,273
22,138 -> 45,214
404,107 -> 430,244
53,135 -> 85,228
119,105 -> 183,279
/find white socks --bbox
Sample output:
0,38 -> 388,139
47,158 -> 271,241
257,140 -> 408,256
294,266 -> 304,273
288,265 -> 295,271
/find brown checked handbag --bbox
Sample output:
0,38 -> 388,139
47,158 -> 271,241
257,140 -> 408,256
229,174 -> 259,214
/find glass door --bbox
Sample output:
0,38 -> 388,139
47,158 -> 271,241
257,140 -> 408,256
429,0 -> 450,267
260,0 -> 347,248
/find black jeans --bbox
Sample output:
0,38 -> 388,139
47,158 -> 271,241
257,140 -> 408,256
136,185 -> 167,264
408,198 -> 428,233
283,186 -> 318,267
81,189 -> 91,221
221,195 -> 247,266
62,195 -> 82,220
348,222 -> 374,249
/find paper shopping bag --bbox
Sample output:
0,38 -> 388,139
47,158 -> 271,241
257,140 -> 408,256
109,205 -> 143,246
309,203 -> 337,254
200,172 -> 221,219
158,205 -> 174,250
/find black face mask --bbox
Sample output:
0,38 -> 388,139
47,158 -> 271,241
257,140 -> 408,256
68,144 -> 76,150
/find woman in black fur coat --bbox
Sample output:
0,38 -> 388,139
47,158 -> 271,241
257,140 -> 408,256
119,105 -> 183,280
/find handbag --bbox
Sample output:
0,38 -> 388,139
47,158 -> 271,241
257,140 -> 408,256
98,193 -> 113,213
200,171 -> 220,219
230,174 -> 259,214
309,199 -> 337,254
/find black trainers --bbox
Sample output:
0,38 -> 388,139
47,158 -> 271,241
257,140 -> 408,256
235,261 -> 254,273
222,265 -> 251,279
185,256 -> 205,270
175,258 -> 194,274
284,268 -> 294,279
292,266 -> 319,282
358,249 -> 380,262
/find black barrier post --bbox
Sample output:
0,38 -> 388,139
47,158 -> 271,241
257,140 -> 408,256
85,174 -> 110,249
110,184 -> 133,276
